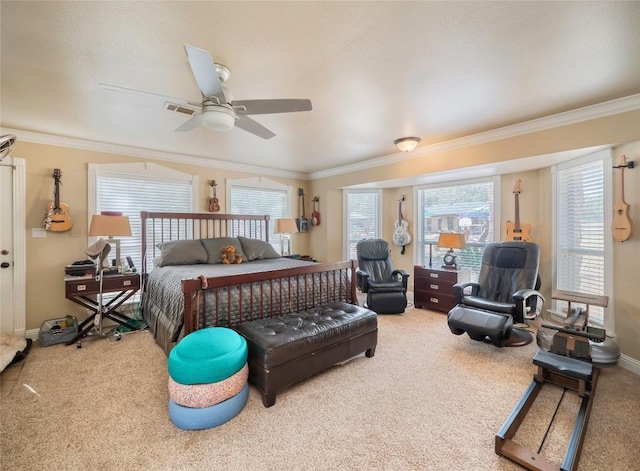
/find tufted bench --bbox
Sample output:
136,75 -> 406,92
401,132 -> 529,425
233,301 -> 378,407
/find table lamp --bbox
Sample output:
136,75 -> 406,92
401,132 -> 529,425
437,232 -> 466,270
89,211 -> 132,269
274,218 -> 298,256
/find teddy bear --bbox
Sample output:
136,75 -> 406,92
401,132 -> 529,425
220,245 -> 242,264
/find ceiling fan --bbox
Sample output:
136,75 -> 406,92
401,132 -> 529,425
101,45 -> 312,139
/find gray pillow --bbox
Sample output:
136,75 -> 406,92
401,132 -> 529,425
238,236 -> 281,261
201,237 -> 247,264
155,239 -> 207,267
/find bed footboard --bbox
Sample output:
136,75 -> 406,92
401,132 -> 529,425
181,260 -> 358,334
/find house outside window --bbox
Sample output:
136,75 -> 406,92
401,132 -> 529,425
344,190 -> 381,260
227,177 -> 291,254
415,177 -> 498,280
552,149 -> 613,331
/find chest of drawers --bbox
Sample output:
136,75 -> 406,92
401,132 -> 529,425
414,266 -> 470,313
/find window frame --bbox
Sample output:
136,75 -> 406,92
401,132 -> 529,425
550,148 -> 614,333
413,176 -> 500,280
343,189 -> 382,260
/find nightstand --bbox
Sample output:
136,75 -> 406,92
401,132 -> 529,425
64,272 -> 141,345
414,266 -> 471,313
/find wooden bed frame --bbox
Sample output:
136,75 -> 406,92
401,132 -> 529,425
140,211 -> 358,339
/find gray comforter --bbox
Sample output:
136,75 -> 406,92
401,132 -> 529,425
142,258 -> 317,350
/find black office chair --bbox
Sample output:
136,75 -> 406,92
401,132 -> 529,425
447,241 -> 544,347
356,239 -> 409,314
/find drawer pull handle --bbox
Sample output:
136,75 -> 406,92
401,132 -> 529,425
430,284 -> 439,290
430,297 -> 439,303
77,285 -> 86,291
123,280 -> 131,286
429,273 -> 439,278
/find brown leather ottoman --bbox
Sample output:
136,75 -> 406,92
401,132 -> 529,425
233,301 -> 377,407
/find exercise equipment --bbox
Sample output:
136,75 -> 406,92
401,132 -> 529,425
496,318 -> 615,471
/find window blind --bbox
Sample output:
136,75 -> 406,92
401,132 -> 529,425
345,191 -> 380,260
556,158 -> 606,324
229,185 -> 287,252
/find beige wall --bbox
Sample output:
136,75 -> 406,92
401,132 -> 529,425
11,109 -> 640,363
14,141 -> 310,331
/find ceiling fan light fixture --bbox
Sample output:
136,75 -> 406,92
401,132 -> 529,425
201,104 -> 236,131
394,137 -> 421,152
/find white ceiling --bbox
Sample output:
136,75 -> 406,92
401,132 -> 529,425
2,1 -> 639,176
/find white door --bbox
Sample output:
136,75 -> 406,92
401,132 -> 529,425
0,158 -> 26,336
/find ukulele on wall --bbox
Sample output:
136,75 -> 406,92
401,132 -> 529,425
505,179 -> 531,242
392,195 -> 411,254
311,196 -> 321,226
209,179 -> 220,213
612,155 -> 633,242
43,168 -> 73,232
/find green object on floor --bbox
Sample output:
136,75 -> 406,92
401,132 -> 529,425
116,319 -> 147,333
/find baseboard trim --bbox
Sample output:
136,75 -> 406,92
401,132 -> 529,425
618,354 -> 640,376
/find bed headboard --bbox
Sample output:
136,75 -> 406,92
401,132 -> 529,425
140,211 -> 270,274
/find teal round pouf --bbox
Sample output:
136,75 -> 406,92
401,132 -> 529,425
168,327 -> 248,385
169,383 -> 249,430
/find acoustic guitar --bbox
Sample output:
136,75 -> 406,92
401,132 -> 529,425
311,196 -> 321,226
43,168 -> 73,232
505,179 -> 531,242
209,179 -> 220,212
612,155 -> 632,242
392,195 -> 411,254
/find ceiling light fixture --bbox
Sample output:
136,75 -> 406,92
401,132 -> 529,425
394,137 -> 421,153
201,103 -> 236,131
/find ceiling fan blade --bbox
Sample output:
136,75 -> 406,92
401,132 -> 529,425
233,99 -> 312,115
99,83 -> 201,108
183,45 -> 227,104
175,114 -> 203,132
235,115 -> 276,140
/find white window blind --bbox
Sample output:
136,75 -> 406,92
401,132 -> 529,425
416,179 -> 496,280
229,182 -> 288,253
555,156 -> 607,325
92,164 -> 195,270
345,190 -> 380,260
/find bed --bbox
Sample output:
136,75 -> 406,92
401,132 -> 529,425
140,212 -> 358,354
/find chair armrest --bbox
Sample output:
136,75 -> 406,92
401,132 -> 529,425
356,269 -> 370,293
512,289 -> 545,323
392,269 -> 410,290
453,281 -> 480,304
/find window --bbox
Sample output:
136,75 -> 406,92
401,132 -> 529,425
89,162 -> 198,270
227,177 -> 291,254
344,190 -> 381,260
553,149 -> 613,329
416,177 -> 498,280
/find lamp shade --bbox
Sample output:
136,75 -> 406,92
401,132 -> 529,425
274,218 -> 299,234
437,232 -> 466,250
89,212 -> 132,237
202,104 -> 236,131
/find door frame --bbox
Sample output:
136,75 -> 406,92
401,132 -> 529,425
1,157 -> 26,336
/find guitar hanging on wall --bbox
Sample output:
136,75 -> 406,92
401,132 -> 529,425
505,179 -> 531,242
612,155 -> 633,242
311,196 -> 321,226
392,195 -> 411,254
43,168 -> 73,232
296,188 -> 308,233
209,179 -> 220,212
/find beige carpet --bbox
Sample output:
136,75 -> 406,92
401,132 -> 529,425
1,306 -> 639,470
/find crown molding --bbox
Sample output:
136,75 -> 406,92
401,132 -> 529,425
310,94 -> 640,180
0,127 -> 308,181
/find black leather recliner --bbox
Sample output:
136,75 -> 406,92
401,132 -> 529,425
447,241 -> 544,347
356,239 -> 409,314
